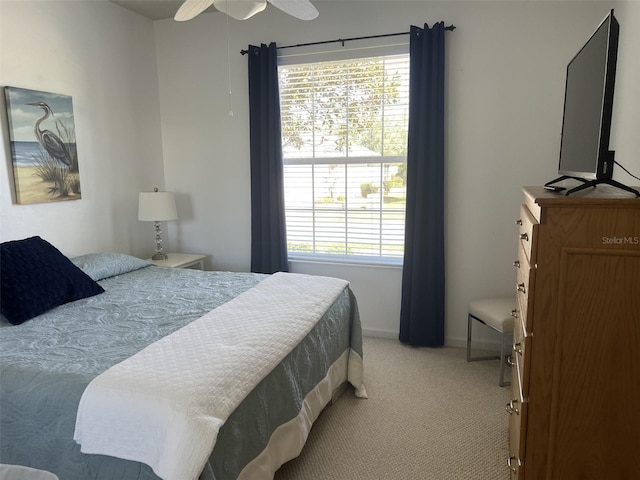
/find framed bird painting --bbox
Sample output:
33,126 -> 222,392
4,86 -> 81,204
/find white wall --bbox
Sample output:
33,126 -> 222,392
155,1 -> 638,344
0,0 -> 165,257
611,0 -> 640,170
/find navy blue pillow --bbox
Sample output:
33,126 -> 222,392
0,236 -> 104,325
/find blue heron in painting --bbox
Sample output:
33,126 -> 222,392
27,101 -> 72,168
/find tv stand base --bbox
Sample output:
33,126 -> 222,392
545,176 -> 640,197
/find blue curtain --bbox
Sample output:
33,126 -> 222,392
247,43 -> 289,274
399,23 -> 446,347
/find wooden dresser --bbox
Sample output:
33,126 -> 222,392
508,186 -> 640,479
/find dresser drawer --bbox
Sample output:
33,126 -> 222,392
513,314 -> 531,399
516,205 -> 539,266
515,245 -> 536,332
508,367 -> 528,479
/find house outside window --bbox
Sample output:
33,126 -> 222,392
278,52 -> 410,265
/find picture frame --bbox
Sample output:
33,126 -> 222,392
4,86 -> 81,204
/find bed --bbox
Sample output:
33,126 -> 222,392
0,236 -> 366,480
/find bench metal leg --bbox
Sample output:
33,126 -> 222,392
467,314 -> 500,362
467,313 -> 512,387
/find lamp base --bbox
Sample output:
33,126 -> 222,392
152,253 -> 168,261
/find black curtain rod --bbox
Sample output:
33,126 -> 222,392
240,24 -> 455,55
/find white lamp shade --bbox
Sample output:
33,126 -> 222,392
138,191 -> 178,221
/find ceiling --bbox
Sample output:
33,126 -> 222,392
108,0 -> 218,20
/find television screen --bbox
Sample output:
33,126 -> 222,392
557,10 -> 618,181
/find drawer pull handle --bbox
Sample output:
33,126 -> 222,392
513,260 -> 520,268
508,456 -> 519,473
519,233 -> 529,241
517,283 -> 526,293
515,219 -> 523,226
511,309 -> 518,318
506,399 -> 520,415
506,355 -> 515,367
513,342 -> 523,355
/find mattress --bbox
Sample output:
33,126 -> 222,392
0,252 -> 365,480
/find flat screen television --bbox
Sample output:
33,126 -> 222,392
545,9 -> 638,196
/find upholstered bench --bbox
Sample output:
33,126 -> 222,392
466,297 -> 516,387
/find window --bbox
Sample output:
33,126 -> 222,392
279,53 -> 409,263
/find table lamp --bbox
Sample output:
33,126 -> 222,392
138,187 -> 178,260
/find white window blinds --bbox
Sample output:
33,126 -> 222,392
279,53 -> 409,263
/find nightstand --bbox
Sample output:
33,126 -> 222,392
146,253 -> 205,270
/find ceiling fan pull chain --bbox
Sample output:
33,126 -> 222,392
226,5 -> 234,117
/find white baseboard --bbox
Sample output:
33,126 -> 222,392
362,328 -> 398,339
362,331 -> 504,352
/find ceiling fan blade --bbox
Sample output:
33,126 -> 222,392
267,0 -> 318,20
213,0 -> 267,20
174,0 -> 215,21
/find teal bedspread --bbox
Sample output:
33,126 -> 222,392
0,263 -> 362,480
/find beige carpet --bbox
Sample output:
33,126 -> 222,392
274,337 -> 510,480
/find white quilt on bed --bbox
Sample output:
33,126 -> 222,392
74,272 -> 349,480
